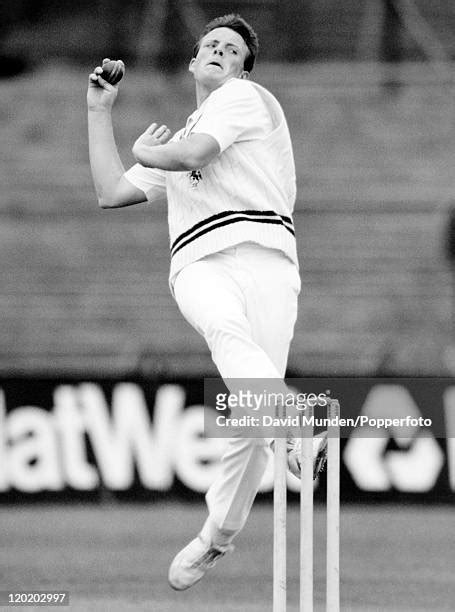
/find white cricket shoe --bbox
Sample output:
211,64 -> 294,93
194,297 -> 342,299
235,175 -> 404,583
285,431 -> 328,480
168,535 -> 234,591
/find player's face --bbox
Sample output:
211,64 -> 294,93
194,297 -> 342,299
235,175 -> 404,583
189,27 -> 249,89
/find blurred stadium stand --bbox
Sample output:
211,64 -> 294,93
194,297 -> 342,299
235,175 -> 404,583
1,1 -> 455,376
2,1 -> 455,65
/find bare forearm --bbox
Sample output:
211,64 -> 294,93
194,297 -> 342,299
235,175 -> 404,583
133,140 -> 200,171
88,108 -> 125,206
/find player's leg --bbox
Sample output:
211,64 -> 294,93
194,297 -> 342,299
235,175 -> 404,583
168,246 -> 325,590
169,249 -> 287,590
173,248 -> 278,525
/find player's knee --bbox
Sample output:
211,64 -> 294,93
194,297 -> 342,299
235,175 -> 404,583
204,313 -> 247,344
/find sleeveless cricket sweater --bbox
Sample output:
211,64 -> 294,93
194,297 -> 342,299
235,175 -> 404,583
124,78 -> 298,284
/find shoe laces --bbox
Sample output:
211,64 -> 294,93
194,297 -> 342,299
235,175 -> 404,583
190,546 -> 226,570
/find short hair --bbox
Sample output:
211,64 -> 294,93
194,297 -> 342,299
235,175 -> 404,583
192,14 -> 259,73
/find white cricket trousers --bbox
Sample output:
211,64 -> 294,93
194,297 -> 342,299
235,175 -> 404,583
173,242 -> 300,533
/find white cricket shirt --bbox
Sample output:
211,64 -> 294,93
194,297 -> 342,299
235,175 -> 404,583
124,77 -> 298,284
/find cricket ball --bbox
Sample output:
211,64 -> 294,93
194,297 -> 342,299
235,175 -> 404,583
101,59 -> 125,85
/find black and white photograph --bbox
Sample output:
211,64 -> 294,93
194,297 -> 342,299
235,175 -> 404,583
1,1 -> 454,610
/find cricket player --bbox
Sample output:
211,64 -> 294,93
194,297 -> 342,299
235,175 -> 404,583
87,13 -> 327,591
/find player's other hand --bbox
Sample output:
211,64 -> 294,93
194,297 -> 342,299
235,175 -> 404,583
132,123 -> 172,162
87,60 -> 119,111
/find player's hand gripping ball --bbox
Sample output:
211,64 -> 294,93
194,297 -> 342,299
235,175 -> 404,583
101,59 -> 125,85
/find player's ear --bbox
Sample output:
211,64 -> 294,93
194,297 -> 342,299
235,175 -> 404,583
239,71 -> 249,80
189,58 -> 197,73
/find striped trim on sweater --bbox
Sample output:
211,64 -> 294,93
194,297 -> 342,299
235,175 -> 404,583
171,209 -> 295,258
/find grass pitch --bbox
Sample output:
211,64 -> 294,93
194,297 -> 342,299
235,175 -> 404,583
1,502 -> 453,611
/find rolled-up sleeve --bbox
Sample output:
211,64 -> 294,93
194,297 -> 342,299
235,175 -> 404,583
123,163 -> 167,203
